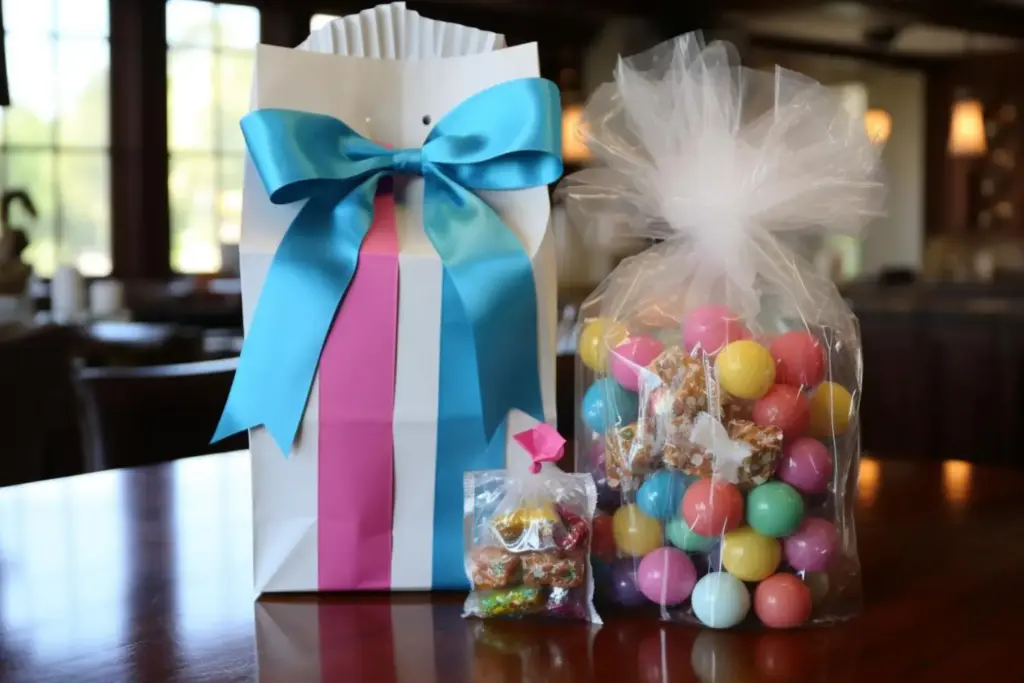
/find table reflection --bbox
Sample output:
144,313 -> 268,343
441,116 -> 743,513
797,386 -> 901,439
941,460 -> 973,508
255,598 -> 858,683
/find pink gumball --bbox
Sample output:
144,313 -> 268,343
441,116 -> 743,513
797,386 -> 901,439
753,385 -> 810,440
682,305 -> 751,356
610,336 -> 665,391
779,438 -> 833,495
754,574 -> 813,629
783,518 -> 838,572
637,547 -> 697,606
770,331 -> 826,387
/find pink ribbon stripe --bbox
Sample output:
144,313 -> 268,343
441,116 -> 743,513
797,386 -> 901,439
317,191 -> 399,590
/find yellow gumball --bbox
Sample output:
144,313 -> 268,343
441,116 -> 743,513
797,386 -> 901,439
715,340 -> 776,400
807,381 -> 854,438
721,526 -> 781,582
612,504 -> 663,557
578,318 -> 629,373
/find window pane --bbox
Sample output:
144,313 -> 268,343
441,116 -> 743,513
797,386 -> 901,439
56,0 -> 109,38
56,40 -> 109,147
5,151 -> 57,276
310,14 -> 340,32
5,35 -> 56,145
2,0 -> 55,34
216,3 -> 260,49
166,0 -> 215,47
168,48 -> 214,151
170,155 -> 220,273
59,153 -> 111,276
218,156 -> 244,244
217,51 -> 253,153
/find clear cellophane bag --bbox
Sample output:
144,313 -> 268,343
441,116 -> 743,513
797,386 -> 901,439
559,33 -> 885,627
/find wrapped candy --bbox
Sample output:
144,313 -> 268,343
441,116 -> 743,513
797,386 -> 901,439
605,420 -> 661,479
522,550 -> 586,588
491,503 -> 559,551
463,422 -> 601,623
468,587 -> 546,618
561,32 -> 883,628
469,547 -> 522,589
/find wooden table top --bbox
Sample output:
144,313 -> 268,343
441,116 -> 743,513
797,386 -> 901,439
0,453 -> 1021,683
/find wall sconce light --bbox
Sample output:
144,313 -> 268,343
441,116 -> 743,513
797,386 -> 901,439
948,97 -> 987,157
561,102 -> 590,164
864,108 -> 891,144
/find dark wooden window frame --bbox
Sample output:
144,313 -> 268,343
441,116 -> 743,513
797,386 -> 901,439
108,0 -> 309,280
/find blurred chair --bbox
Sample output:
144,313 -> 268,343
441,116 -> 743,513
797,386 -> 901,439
76,357 -> 247,471
0,324 -> 85,486
79,321 -> 204,367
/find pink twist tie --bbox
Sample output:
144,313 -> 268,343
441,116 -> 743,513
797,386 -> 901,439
513,423 -> 566,474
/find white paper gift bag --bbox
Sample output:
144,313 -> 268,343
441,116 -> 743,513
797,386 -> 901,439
214,2 -> 561,593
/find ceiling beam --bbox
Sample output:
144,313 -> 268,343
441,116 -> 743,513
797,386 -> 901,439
408,0 -> 682,21
867,0 -> 1024,40
748,32 -> 950,70
730,0 -> 1024,40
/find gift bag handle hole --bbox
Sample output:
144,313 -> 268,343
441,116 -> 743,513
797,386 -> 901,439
421,115 -> 432,126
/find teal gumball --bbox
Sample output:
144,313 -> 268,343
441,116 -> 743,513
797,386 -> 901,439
637,470 -> 693,520
746,481 -> 805,538
665,517 -> 717,553
581,378 -> 639,434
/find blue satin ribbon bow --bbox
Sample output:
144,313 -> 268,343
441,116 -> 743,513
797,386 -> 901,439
213,77 -> 563,455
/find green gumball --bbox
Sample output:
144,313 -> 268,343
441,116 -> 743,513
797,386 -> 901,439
666,517 -> 717,552
746,481 -> 805,537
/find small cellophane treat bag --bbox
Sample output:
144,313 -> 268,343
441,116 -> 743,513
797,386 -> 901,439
558,33 -> 885,628
464,423 -> 601,623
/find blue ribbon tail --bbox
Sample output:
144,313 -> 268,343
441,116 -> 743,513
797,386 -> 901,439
212,179 -> 381,454
423,173 -> 546,435
426,174 -> 545,587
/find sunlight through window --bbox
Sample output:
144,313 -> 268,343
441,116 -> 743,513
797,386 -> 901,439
0,0 -> 111,276
166,0 -> 259,273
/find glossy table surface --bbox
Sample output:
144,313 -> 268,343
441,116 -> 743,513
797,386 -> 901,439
0,453 -> 1021,683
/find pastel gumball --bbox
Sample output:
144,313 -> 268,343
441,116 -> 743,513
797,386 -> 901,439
783,518 -> 838,572
779,438 -> 833,495
691,571 -> 751,629
715,340 -> 776,400
754,573 -> 812,629
637,547 -> 697,605
665,518 -> 717,553
746,481 -> 805,538
637,469 -> 693,520
721,527 -> 781,582
682,478 -> 744,536
578,318 -> 629,373
683,305 -> 751,356
612,504 -> 663,557
806,382 -> 854,438
609,559 -> 647,606
753,385 -> 810,440
610,335 -> 665,391
581,378 -> 639,434
770,331 -> 826,387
